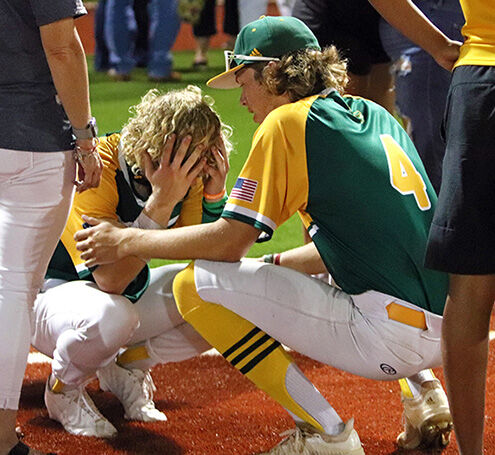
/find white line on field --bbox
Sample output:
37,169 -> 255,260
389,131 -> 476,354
27,348 -> 220,364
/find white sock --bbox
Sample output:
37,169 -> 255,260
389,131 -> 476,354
285,363 -> 344,435
405,369 -> 436,398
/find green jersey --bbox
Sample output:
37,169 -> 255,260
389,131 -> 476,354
223,90 -> 448,315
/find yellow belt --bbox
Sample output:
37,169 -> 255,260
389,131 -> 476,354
386,302 -> 427,330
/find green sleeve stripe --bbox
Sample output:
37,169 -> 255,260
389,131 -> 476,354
222,210 -> 274,239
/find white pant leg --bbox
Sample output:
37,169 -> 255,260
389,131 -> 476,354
0,149 -> 74,410
238,0 -> 268,28
128,264 -> 210,363
194,260 -> 442,381
32,280 -> 139,386
275,0 -> 295,16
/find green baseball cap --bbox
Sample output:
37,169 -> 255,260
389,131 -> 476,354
207,16 -> 320,89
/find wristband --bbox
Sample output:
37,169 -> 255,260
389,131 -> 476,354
262,253 -> 281,265
73,117 -> 98,140
204,188 -> 226,201
128,211 -> 162,264
131,211 -> 163,230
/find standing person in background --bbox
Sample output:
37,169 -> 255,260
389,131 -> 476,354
379,0 -> 464,193
105,0 -> 181,81
94,0 -> 110,72
237,0 -> 295,27
292,0 -> 395,113
0,0 -> 103,453
191,0 -> 239,70
94,0 -> 149,73
370,1 -> 494,453
133,0 -> 150,68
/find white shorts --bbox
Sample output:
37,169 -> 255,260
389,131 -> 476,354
193,259 -> 443,381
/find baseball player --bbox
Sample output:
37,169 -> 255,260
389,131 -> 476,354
31,85 -> 229,437
75,17 -> 454,454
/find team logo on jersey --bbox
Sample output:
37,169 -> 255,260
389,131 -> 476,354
380,363 -> 397,375
231,177 -> 258,203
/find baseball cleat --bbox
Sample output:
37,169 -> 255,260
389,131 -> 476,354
397,379 -> 452,450
260,419 -> 365,455
97,361 -> 167,422
44,379 -> 117,438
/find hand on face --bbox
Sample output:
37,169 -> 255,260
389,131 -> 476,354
143,133 -> 206,208
202,137 -> 229,198
75,215 -> 128,267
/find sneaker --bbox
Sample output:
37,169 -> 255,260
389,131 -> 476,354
97,361 -> 167,422
192,60 -> 208,71
107,68 -> 131,82
148,71 -> 182,83
261,419 -> 365,455
44,379 -> 117,438
397,379 -> 452,450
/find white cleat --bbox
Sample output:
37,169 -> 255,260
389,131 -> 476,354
261,419 -> 365,455
397,379 -> 452,450
44,380 -> 117,438
97,361 -> 167,422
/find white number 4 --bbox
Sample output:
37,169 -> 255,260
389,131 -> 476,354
380,134 -> 431,211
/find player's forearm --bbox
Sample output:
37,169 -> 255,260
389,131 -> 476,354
141,196 -> 176,228
93,256 -> 147,295
369,0 -> 453,60
277,242 -> 327,275
41,20 -> 92,130
123,219 -> 256,263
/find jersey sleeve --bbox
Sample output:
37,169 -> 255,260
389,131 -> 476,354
31,0 -> 87,26
174,178 -> 227,227
59,134 -> 121,278
175,178 -> 204,227
222,103 -> 310,239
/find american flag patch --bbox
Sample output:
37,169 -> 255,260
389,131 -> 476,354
230,177 -> 258,203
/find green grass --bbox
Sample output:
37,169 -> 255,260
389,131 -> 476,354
89,49 -> 304,263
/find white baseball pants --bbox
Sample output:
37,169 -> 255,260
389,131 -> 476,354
193,260 -> 443,381
32,263 -> 210,386
238,0 -> 295,27
0,149 -> 74,409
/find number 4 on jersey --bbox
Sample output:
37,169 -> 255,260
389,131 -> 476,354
380,134 -> 431,211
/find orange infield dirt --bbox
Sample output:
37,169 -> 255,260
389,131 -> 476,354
17,344 -> 495,455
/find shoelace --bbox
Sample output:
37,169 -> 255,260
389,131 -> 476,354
78,388 -> 108,422
269,428 -> 306,454
141,370 -> 157,402
117,368 -> 156,406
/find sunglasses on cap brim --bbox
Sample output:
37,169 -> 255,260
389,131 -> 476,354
223,50 -> 280,71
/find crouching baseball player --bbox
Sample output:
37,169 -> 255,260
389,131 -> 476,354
30,86 -> 229,437
75,17 -> 454,454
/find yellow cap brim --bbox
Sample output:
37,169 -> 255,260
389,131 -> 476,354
206,63 -> 246,89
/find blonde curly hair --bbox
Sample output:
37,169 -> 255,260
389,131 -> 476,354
251,46 -> 349,102
121,85 -> 232,175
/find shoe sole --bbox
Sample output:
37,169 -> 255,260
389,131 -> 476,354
398,413 -> 452,450
418,415 -> 453,449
